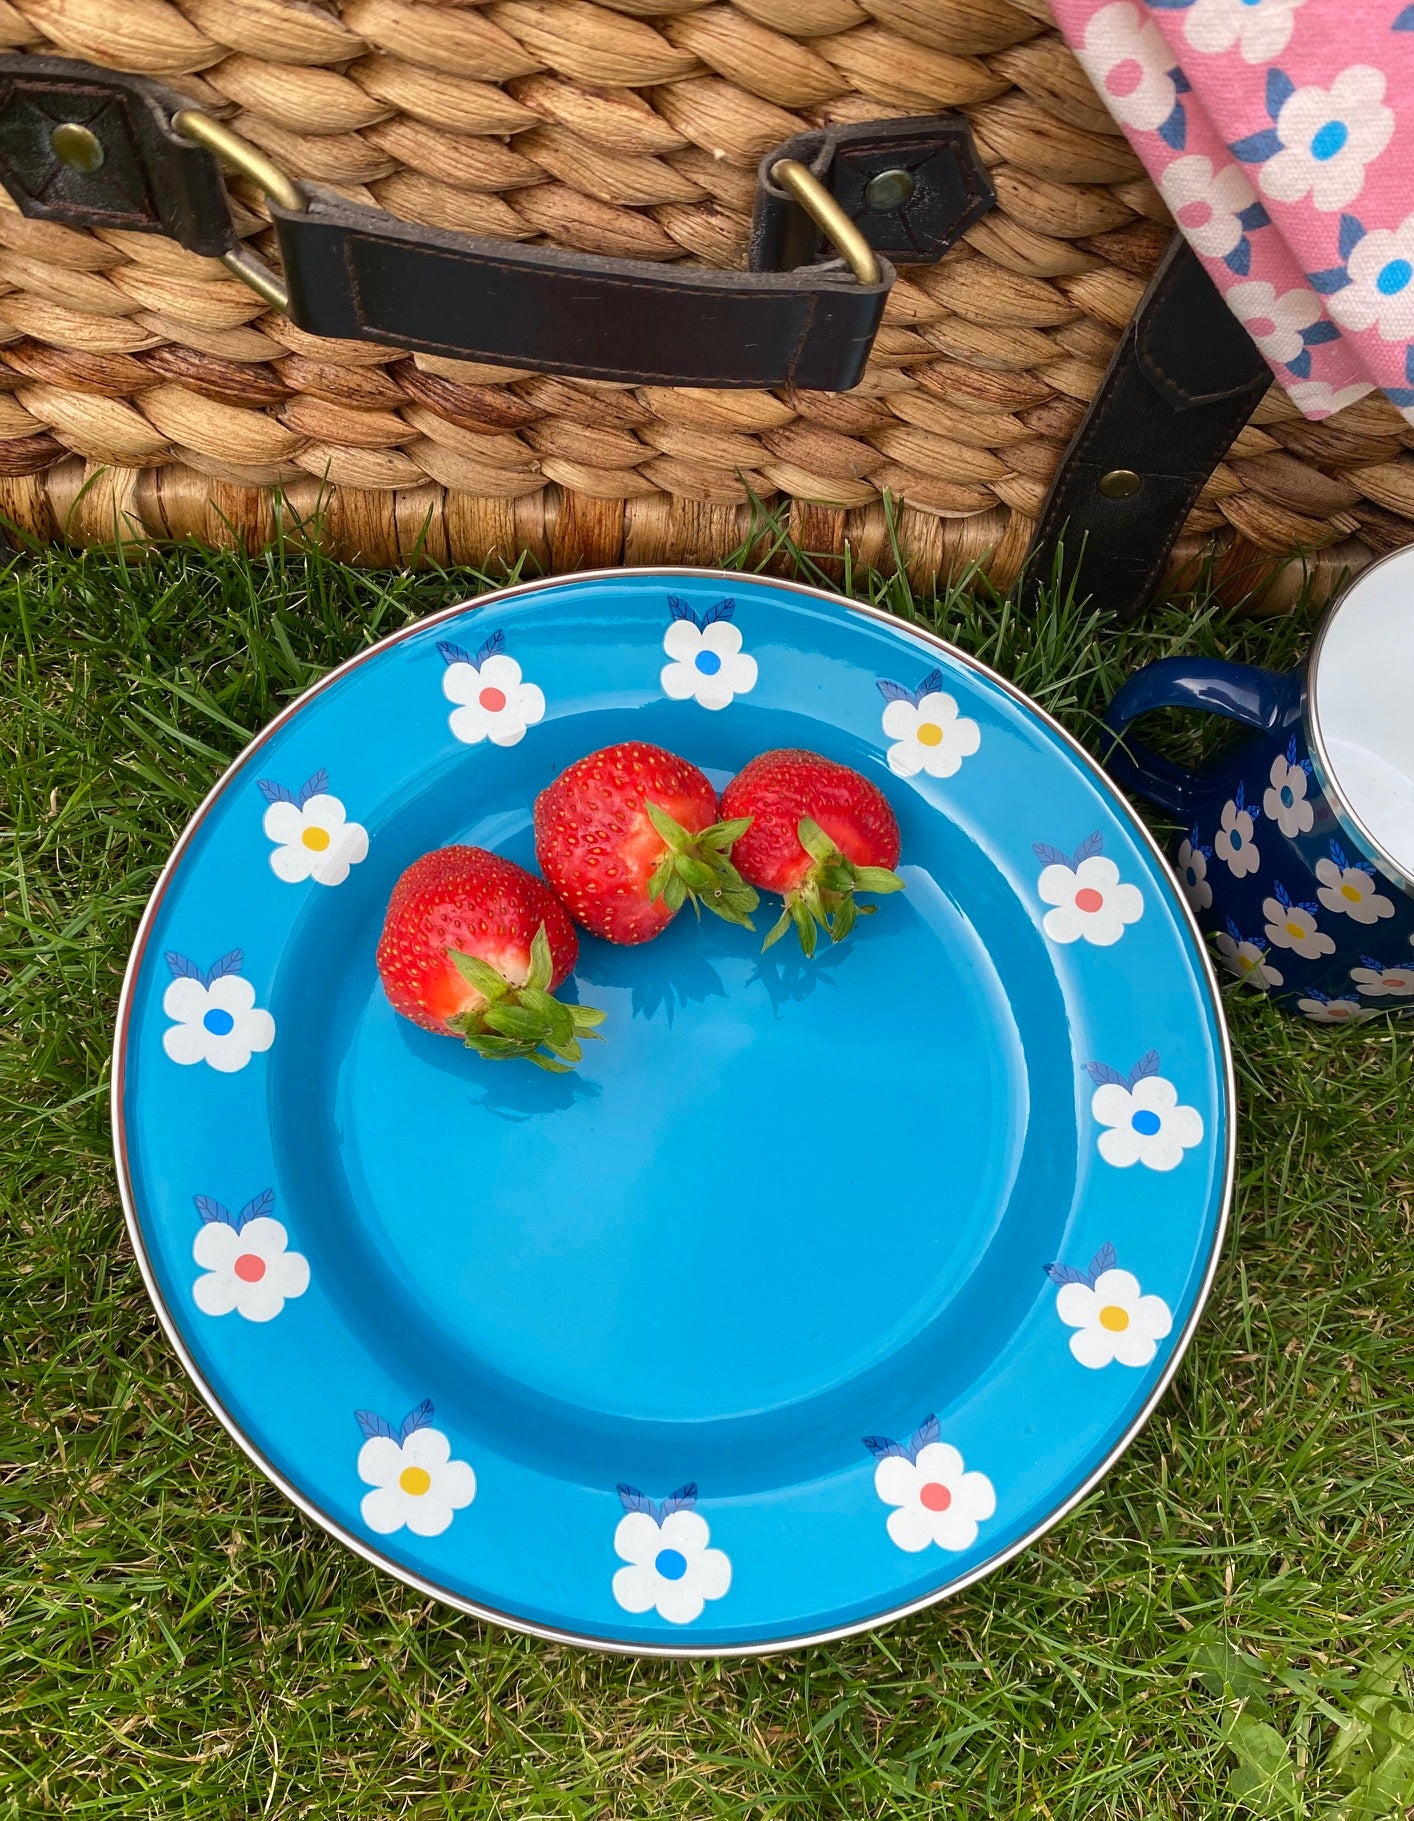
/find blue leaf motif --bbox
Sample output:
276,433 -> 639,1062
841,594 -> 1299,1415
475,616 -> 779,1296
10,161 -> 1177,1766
700,599 -> 736,627
296,768 -> 329,808
1033,842 -> 1070,867
1308,267 -> 1352,296
1337,214 -> 1366,262
1265,68 -> 1294,121
910,1414 -> 940,1456
862,1435 -> 910,1461
1406,344 -> 1414,387
1237,201 -> 1270,232
399,1399 -> 434,1441
355,1410 -> 397,1442
1045,1262 -> 1089,1287
917,668 -> 944,701
1129,1050 -> 1161,1085
437,640 -> 474,667
1330,838 -> 1348,869
1285,734 -> 1298,763
662,1483 -> 698,1514
877,678 -> 912,704
1224,915 -> 1244,942
617,1483 -> 657,1516
1397,3 -> 1414,24
667,595 -> 701,628
474,629 -> 505,665
1234,780 -> 1246,812
1273,879 -> 1293,908
165,951 -> 202,981
1087,1241 -> 1118,1286
1085,1060 -> 1129,1088
1224,240 -> 1252,278
237,1188 -> 274,1230
205,949 -> 243,987
1384,387 -> 1414,408
1145,0 -> 1197,8
1285,349 -> 1312,380
1232,128 -> 1283,164
1360,955 -> 1383,971
1171,66 -> 1191,95
194,1195 -> 234,1226
1072,831 -> 1104,867
1157,101 -> 1186,151
257,778 -> 296,806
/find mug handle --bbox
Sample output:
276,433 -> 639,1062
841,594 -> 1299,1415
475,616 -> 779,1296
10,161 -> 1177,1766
1101,658 -> 1301,817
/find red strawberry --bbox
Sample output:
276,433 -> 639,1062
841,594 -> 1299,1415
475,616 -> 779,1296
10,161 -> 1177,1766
720,749 -> 904,956
376,845 -> 604,1071
534,741 -> 758,945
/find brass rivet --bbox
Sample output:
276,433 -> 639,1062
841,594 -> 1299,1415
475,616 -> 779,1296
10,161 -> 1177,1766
864,168 -> 915,212
1099,468 -> 1141,500
51,122 -> 104,174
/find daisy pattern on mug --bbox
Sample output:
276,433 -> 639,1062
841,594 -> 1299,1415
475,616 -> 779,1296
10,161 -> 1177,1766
1262,881 -> 1336,961
877,669 -> 981,780
1086,1052 -> 1205,1173
864,1416 -> 996,1555
1214,784 -> 1260,878
612,1484 -> 731,1624
1314,841 -> 1395,925
1350,956 -> 1414,998
1296,990 -> 1376,1025
440,630 -> 545,747
1033,832 -> 1144,947
258,769 -> 368,887
1262,736 -> 1315,838
1044,1243 -> 1173,1371
1176,831 -> 1214,913
1214,918 -> 1284,991
355,1401 -> 476,1538
191,1189 -> 309,1322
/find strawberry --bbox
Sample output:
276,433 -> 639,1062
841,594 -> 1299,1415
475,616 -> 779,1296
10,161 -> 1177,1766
376,845 -> 604,1071
720,749 -> 904,956
533,740 -> 758,945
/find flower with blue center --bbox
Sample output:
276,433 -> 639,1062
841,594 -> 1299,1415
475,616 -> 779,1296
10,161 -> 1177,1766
1326,211 -> 1414,342
161,950 -> 275,1073
660,596 -> 757,711
1176,833 -> 1214,913
612,1484 -> 731,1624
1236,66 -> 1393,214
1214,787 -> 1260,878
1087,1053 -> 1204,1172
1262,738 -> 1314,838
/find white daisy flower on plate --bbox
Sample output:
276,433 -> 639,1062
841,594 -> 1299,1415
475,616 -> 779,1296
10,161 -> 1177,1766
356,1402 -> 476,1538
1262,883 -> 1336,960
1214,786 -> 1260,878
865,1416 -> 995,1554
1087,1052 -> 1205,1172
1314,841 -> 1395,924
191,1189 -> 309,1322
1296,992 -> 1377,1025
1176,832 -> 1214,913
1076,3 -> 1180,135
440,630 -> 545,747
1183,0 -> 1307,64
258,768 -> 368,887
1261,737 -> 1314,838
1033,833 -> 1144,947
612,1484 -> 731,1624
1214,920 -> 1284,991
161,951 -> 275,1073
877,670 -> 981,780
1045,1243 -> 1173,1370
1350,956 -> 1414,998
660,596 -> 757,711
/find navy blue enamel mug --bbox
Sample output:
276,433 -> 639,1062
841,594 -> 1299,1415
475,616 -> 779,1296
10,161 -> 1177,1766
1102,551 -> 1414,1023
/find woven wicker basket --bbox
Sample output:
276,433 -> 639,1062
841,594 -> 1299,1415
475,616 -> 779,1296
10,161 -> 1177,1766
0,0 -> 1407,606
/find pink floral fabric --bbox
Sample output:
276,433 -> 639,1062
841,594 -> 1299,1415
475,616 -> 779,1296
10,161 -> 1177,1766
1049,0 -> 1414,420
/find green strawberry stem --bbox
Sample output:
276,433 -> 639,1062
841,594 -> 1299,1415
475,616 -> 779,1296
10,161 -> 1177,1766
446,924 -> 605,1073
762,816 -> 904,959
643,801 -> 759,930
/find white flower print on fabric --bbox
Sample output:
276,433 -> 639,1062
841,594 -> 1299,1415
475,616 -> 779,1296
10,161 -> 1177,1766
612,1484 -> 731,1625
191,1189 -> 309,1322
1087,1052 -> 1205,1173
440,629 -> 545,747
1176,833 -> 1214,913
1077,4 -> 1184,140
161,950 -> 275,1073
1233,66 -> 1395,215
1297,992 -> 1377,1025
1214,785 -> 1260,878
877,668 -> 981,781
1314,841 -> 1396,925
356,1401 -> 475,1539
1323,211 -> 1414,343
865,1416 -> 996,1555
660,595 -> 757,711
1261,882 -> 1336,960
1183,0 -> 1308,65
1350,956 -> 1414,998
1226,279 -> 1326,366
1285,379 -> 1372,418
1262,737 -> 1315,838
1157,157 -> 1258,265
1045,1243 -> 1174,1371
258,768 -> 368,887
1033,832 -> 1144,947
1214,920 -> 1285,991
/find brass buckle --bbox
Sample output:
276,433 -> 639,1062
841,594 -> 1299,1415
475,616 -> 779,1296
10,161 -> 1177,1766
768,160 -> 881,287
171,109 -> 305,312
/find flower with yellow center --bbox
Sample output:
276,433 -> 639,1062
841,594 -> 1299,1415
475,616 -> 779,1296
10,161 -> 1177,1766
262,782 -> 369,888
1054,1265 -> 1172,1369
356,1410 -> 476,1538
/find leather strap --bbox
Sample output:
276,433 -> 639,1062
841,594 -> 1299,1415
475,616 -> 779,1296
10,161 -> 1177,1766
0,54 -> 993,393
1027,236 -> 1272,622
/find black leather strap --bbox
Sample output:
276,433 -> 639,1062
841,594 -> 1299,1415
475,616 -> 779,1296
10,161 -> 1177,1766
0,54 -> 994,392
1027,236 -> 1272,621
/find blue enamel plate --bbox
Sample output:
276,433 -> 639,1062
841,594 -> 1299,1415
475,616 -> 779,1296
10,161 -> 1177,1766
115,569 -> 1233,1654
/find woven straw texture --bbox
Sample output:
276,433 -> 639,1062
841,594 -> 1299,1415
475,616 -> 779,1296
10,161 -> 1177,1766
0,0 -> 1409,602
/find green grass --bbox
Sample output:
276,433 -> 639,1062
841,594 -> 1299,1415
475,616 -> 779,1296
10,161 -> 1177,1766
2,532 -> 1412,1819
